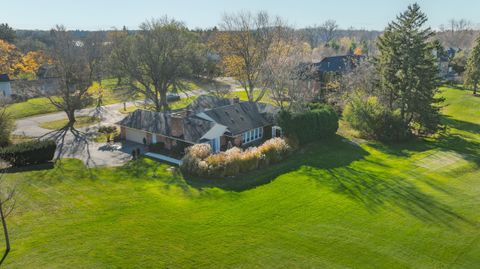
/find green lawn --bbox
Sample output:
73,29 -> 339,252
38,116 -> 101,130
3,87 -> 480,268
5,97 -> 60,119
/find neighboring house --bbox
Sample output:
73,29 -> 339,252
118,96 -> 281,154
437,47 -> 460,81
8,65 -> 62,99
0,74 -> 12,99
313,54 -> 366,76
297,54 -> 366,86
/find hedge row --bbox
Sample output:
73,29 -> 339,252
0,140 -> 57,167
278,104 -> 339,145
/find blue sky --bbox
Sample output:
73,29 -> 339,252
3,0 -> 480,31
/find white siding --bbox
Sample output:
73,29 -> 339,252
0,82 -> 12,97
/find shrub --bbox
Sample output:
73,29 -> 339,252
278,104 -> 339,145
180,138 -> 291,177
257,137 -> 291,165
343,95 -> 408,141
0,140 -> 56,167
98,125 -> 118,142
148,142 -> 165,153
0,109 -> 14,147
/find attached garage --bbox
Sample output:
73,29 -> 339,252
124,127 -> 147,144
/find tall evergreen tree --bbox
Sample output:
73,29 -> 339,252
376,3 -> 442,138
0,24 -> 15,43
464,36 -> 480,95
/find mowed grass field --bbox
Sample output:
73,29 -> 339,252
3,87 -> 480,268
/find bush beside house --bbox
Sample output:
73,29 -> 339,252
278,104 -> 339,145
0,140 -> 56,167
181,138 -> 292,177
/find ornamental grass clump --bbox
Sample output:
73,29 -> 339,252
181,143 -> 212,176
180,138 -> 292,177
257,138 -> 291,165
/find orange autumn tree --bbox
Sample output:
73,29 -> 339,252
354,47 -> 363,55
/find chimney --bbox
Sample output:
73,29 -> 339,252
170,112 -> 186,137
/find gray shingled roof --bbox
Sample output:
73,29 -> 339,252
201,102 -> 276,136
187,95 -> 233,113
0,74 -> 9,82
314,55 -> 365,73
118,109 -> 215,143
119,96 -> 279,142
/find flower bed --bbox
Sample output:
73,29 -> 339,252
180,138 -> 292,177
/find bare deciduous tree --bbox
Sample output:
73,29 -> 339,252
261,28 -> 317,111
110,17 -> 200,112
438,19 -> 475,49
319,20 -> 338,46
339,60 -> 378,106
43,26 -> 100,128
215,11 -> 287,102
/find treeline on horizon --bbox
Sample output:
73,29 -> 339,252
11,21 -> 480,57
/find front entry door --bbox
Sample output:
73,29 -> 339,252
210,137 -> 220,153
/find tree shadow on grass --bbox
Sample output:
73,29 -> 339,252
184,135 -> 370,192
118,157 -> 194,195
442,116 -> 480,135
368,120 -> 480,163
184,134 -> 475,227
3,162 -> 54,174
302,164 -> 474,228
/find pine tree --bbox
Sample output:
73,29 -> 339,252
464,36 -> 480,95
376,3 -> 442,138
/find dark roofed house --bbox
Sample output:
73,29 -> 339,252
314,54 -> 366,75
118,96 -> 280,155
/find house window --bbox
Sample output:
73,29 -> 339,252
242,127 -> 264,144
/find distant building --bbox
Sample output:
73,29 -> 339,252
298,54 -> 366,82
0,74 -> 12,98
8,65 -> 62,99
313,54 -> 366,75
436,47 -> 460,81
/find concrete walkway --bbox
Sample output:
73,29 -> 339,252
144,152 -> 183,166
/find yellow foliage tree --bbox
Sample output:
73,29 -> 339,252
0,40 -> 21,76
87,82 -> 105,107
0,40 -> 50,79
18,51 -> 51,78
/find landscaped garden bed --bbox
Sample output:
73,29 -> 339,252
180,138 -> 292,177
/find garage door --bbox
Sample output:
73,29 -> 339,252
125,128 -> 147,144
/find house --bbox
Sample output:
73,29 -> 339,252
118,96 -> 281,154
7,65 -> 62,100
313,54 -> 366,77
0,74 -> 12,99
437,47 -> 460,81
